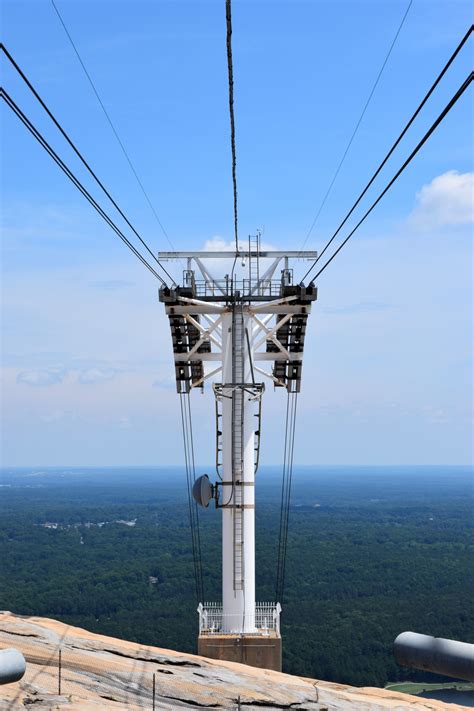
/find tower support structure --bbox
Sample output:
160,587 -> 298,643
159,248 -> 317,671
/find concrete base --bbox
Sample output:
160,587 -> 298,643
198,633 -> 282,672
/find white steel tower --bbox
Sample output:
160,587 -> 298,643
159,244 -> 316,670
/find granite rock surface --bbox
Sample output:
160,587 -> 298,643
0,612 -> 467,710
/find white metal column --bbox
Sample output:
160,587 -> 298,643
221,310 -> 256,633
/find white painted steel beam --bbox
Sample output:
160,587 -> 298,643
254,352 -> 302,361
183,314 -> 223,350
166,304 -> 311,315
252,313 -> 292,350
161,260 -> 316,638
254,365 -> 287,388
158,251 -> 318,259
175,352 -> 302,362
166,305 -> 226,315
195,258 -> 227,296
177,296 -> 226,310
191,366 -> 223,389
250,295 -> 299,312
174,353 -> 222,362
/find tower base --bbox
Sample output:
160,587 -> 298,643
198,633 -> 281,672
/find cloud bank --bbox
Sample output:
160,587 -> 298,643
16,369 -> 66,387
410,170 -> 473,231
78,368 -> 116,385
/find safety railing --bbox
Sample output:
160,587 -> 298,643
192,279 -> 283,299
198,602 -> 281,636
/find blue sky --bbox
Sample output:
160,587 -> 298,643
1,0 -> 472,466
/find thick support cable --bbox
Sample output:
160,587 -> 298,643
0,43 -> 175,286
280,392 -> 298,603
1,88 -> 166,284
299,0 -> 413,252
48,3 -> 179,259
276,391 -> 298,604
186,392 -> 204,603
303,71 -> 474,283
275,393 -> 291,602
179,395 -> 201,605
302,27 -> 473,282
225,0 -> 239,253
179,393 -> 204,605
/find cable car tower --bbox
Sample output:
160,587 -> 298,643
159,240 -> 317,670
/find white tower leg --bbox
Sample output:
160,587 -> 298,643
221,311 -> 256,633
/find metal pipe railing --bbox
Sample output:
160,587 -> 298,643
198,602 -> 281,636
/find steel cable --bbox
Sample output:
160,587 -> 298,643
179,393 -> 204,605
0,43 -> 175,286
275,392 -> 291,602
186,392 -> 204,603
276,391 -> 298,603
49,1 -> 179,260
225,0 -> 239,253
299,0 -> 413,253
1,88 -> 167,284
303,72 -> 474,283
302,27 -> 473,282
280,392 -> 298,603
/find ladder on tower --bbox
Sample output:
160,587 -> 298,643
248,232 -> 260,295
232,302 -> 245,592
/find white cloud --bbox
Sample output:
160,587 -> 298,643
200,236 -> 280,280
203,236 -> 237,252
39,410 -> 69,424
16,369 -> 66,387
78,367 -> 116,385
203,236 -> 277,253
117,416 -> 132,429
410,170 -> 473,230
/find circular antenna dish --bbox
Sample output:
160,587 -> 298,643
192,474 -> 213,508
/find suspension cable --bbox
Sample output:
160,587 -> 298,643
0,43 -> 175,286
1,88 -> 167,284
301,26 -> 473,282
302,71 -> 473,283
280,392 -> 298,603
299,0 -> 413,253
49,1 -> 179,258
179,393 -> 204,605
225,0 -> 239,253
275,393 -> 291,602
186,392 -> 204,603
276,390 -> 298,603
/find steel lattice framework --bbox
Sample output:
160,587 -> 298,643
159,248 -> 317,637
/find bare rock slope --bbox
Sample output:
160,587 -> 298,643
0,612 -> 467,710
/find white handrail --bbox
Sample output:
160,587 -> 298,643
197,602 -> 281,636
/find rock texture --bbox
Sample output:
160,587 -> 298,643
0,612 -> 467,709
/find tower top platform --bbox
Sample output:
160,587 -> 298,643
158,249 -> 318,305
